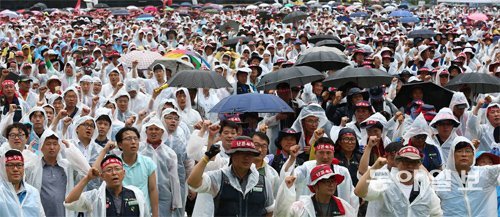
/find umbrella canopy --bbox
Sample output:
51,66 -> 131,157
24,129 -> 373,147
94,3 -> 109,8
283,11 -> 308,23
136,13 -> 154,21
350,12 -> 369,18
0,10 -> 19,18
30,3 -> 47,11
246,5 -> 259,10
112,9 -> 129,16
393,81 -> 454,111
399,16 -> 420,23
309,34 -> 341,44
315,40 -> 345,51
219,20 -> 240,32
144,6 -> 158,13
118,50 -> 163,69
445,73 -> 500,94
381,6 -> 396,13
148,58 -> 195,75
323,66 -> 393,88
209,93 -> 294,113
167,70 -> 231,89
336,16 -> 352,23
256,66 -> 325,90
127,5 -> 140,10
223,36 -> 253,47
180,2 -> 193,7
408,29 -> 436,38
389,10 -> 412,17
295,47 -> 349,71
467,13 -> 488,21
165,49 -> 211,69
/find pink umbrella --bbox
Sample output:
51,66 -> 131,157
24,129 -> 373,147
468,13 -> 488,21
144,6 -> 158,13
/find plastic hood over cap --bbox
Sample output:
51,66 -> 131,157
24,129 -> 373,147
291,103 -> 328,148
22,106 -> 48,130
174,87 -> 192,111
449,92 -> 470,110
446,136 -> 476,171
429,107 -> 460,129
360,112 -> 388,129
140,117 -> 168,143
403,113 -> 432,144
39,129 -> 63,158
94,107 -> 114,140
71,115 -> 98,142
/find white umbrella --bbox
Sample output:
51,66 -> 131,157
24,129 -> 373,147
259,3 -> 270,7
118,50 -> 163,70
246,5 -> 258,10
272,3 -> 283,8
307,0 -> 318,5
127,5 -> 140,10
0,10 -> 19,19
382,6 -> 396,13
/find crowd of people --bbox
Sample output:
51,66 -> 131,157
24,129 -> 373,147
0,1 -> 499,217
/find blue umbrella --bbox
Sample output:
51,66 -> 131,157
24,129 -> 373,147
209,93 -> 294,113
336,16 -> 351,23
350,12 -> 368,18
399,16 -> 420,23
389,10 -> 413,17
136,14 -> 154,21
112,9 -> 129,16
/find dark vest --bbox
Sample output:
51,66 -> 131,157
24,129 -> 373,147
213,172 -> 267,217
312,196 -> 346,217
105,187 -> 140,217
270,154 -> 304,173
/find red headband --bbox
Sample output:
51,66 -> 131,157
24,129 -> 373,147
5,155 -> 23,163
2,80 -> 15,87
101,158 -> 123,169
315,144 -> 334,151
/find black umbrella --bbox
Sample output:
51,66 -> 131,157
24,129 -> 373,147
408,29 -> 436,38
445,73 -> 500,94
223,36 -> 253,47
219,20 -> 240,32
315,40 -> 345,51
295,47 -> 350,71
309,34 -> 341,44
30,3 -> 47,11
94,3 -> 110,8
323,67 -> 394,88
256,66 -> 325,91
393,81 -> 454,111
283,11 -> 308,24
167,70 -> 232,89
112,9 -> 129,16
71,16 -> 93,26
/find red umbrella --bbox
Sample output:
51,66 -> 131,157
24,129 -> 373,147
468,13 -> 488,21
144,6 -> 158,13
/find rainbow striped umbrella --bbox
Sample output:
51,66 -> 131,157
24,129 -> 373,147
165,49 -> 211,69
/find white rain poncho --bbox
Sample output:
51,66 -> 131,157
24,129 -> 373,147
139,117 -> 183,216
281,159 -> 359,213
195,88 -> 219,123
174,87 -> 202,132
62,86 -> 83,118
23,106 -> 49,154
24,129 -> 81,217
362,165 -> 443,217
466,103 -> 499,152
428,108 -> 460,163
94,107 -> 124,142
64,182 -> 149,217
126,78 -> 149,114
448,92 -> 471,137
160,108 -> 195,215
101,67 -> 123,98
61,61 -> 77,90
275,178 -> 356,217
402,113 -> 433,145
0,150 -> 45,217
434,136 -> 500,217
113,88 -> 137,123
359,112 -> 392,149
79,75 -> 94,108
291,104 -> 329,151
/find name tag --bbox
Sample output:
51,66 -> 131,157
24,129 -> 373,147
127,200 -> 139,206
252,187 -> 263,192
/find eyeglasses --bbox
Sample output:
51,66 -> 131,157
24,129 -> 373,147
341,138 -> 357,143
80,123 -> 95,129
5,163 -> 24,169
103,167 -> 123,174
8,133 -> 26,139
123,136 -> 139,142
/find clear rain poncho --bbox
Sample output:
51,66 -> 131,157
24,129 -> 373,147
428,108 -> 460,163
0,149 -> 45,217
466,103 -> 499,152
174,88 -> 202,132
139,117 -> 183,216
291,103 -> 329,151
434,136 -> 500,217
402,113 -> 433,145
448,92 -> 471,137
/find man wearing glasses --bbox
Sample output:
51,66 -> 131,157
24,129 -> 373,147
0,149 -> 45,216
94,127 -> 159,217
64,154 -> 149,217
